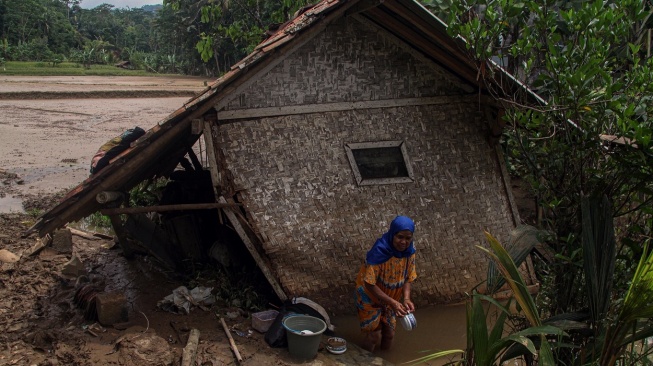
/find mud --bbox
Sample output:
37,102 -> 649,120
0,76 -> 392,366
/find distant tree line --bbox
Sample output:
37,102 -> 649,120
0,0 -> 311,75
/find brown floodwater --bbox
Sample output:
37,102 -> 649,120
331,303 -> 467,365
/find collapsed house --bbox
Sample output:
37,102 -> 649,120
27,0 -> 540,314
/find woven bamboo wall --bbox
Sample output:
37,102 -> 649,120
216,18 -> 516,314
224,18 -> 466,110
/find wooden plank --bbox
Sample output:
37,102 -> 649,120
108,214 -> 135,258
181,329 -> 201,366
219,95 -> 472,120
202,120 -> 286,300
100,202 -> 241,215
202,120 -> 222,196
218,196 -> 288,301
219,316 -> 243,363
494,145 -> 521,226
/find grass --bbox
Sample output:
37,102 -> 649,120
0,61 -> 184,77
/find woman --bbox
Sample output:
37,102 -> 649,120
355,215 -> 417,352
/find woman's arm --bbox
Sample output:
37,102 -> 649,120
402,282 -> 415,312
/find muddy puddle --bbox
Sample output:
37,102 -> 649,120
331,303 -> 467,365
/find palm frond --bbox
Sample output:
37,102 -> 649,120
581,195 -> 616,324
481,231 -> 541,327
487,225 -> 547,294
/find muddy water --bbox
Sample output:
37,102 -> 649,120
0,195 -> 25,214
331,303 -> 467,365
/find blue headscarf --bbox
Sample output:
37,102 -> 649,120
366,215 -> 416,265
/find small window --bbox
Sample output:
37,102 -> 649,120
345,141 -> 414,186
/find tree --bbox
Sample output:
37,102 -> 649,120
419,0 -> 653,363
162,0 -> 313,75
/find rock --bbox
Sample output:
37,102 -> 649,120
61,255 -> 87,276
95,292 -> 128,326
0,249 -> 19,263
51,228 -> 73,254
118,333 -> 174,366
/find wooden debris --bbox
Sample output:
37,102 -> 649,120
23,235 -> 51,258
219,316 -> 243,363
68,227 -> 101,241
181,329 -> 201,366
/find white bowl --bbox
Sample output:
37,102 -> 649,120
399,313 -> 417,331
326,337 -> 347,354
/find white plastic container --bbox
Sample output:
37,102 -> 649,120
399,312 -> 417,331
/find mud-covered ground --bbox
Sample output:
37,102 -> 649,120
0,76 -> 389,366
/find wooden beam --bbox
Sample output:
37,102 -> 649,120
219,316 -> 243,364
191,119 -> 203,135
108,214 -> 135,258
181,329 -> 201,366
495,145 -> 521,226
100,202 -> 241,215
219,95 -> 474,120
202,120 -> 222,195
218,196 -> 288,301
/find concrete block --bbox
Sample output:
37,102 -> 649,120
51,229 -> 73,254
96,292 -> 128,326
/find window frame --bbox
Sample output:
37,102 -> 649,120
345,140 -> 415,186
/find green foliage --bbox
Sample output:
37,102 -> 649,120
433,0 -> 653,342
129,178 -> 170,207
25,208 -> 44,218
486,224 -> 551,293
84,211 -> 112,229
0,0 -> 322,75
164,0 -> 313,74
410,231 -> 566,365
600,241 -> 653,365
0,61 -> 175,76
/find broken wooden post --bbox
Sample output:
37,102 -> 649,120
219,316 -> 242,364
181,328 -> 200,366
96,191 -> 124,204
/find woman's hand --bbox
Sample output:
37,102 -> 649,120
390,299 -> 408,317
403,299 -> 415,313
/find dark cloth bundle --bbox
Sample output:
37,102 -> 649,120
90,127 -> 145,174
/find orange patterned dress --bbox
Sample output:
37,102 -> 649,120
355,254 -> 417,332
